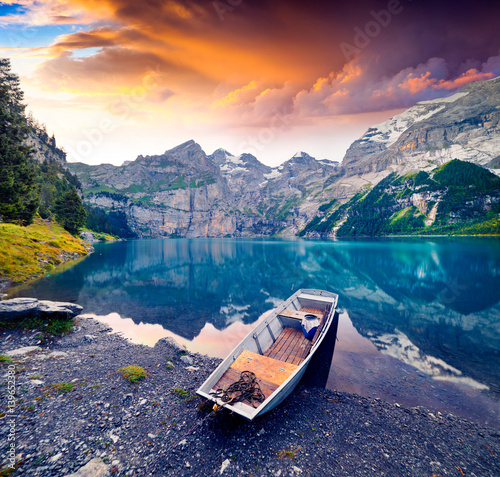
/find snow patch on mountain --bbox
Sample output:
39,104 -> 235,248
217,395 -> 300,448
265,168 -> 283,179
418,91 -> 470,104
366,104 -> 446,147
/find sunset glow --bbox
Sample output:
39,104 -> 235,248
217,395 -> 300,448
1,0 -> 499,166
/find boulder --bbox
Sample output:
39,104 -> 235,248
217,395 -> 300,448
155,336 -> 184,350
0,298 -> 83,322
79,231 -> 96,244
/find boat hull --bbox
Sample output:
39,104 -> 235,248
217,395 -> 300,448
197,289 -> 339,420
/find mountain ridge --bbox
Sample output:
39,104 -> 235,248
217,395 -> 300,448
67,77 -> 500,238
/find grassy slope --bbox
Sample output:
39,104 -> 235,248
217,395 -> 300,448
0,217 -> 89,289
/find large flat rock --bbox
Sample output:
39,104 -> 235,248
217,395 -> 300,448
0,298 -> 83,322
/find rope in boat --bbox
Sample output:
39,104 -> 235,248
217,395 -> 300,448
210,370 -> 265,408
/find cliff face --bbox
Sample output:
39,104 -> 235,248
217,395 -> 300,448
69,143 -> 339,238
27,129 -> 67,166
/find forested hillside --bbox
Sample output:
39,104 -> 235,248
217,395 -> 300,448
300,160 -> 500,237
0,58 -> 87,233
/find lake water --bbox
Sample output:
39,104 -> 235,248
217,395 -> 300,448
10,237 -> 500,428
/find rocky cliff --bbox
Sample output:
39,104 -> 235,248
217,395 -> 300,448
68,143 -> 339,238
342,77 -> 500,177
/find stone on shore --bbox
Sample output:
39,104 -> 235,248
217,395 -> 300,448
79,231 -> 96,245
155,336 -> 184,351
0,298 -> 83,322
64,457 -> 108,477
5,345 -> 42,357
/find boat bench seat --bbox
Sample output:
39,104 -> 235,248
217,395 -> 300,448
279,309 -> 323,320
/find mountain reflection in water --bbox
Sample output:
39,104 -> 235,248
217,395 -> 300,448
12,237 -> 500,428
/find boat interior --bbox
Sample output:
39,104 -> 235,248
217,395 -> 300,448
212,293 -> 333,403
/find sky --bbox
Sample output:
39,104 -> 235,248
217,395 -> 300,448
0,0 -> 499,167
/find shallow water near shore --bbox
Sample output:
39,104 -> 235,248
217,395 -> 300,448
10,237 -> 500,428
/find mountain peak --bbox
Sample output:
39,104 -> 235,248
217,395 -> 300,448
212,148 -> 234,157
285,151 -> 316,166
166,139 -> 202,154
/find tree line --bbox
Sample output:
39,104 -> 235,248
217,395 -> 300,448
0,58 -> 86,235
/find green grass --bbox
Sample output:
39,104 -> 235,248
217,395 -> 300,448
1,309 -> 75,336
172,387 -> 191,401
0,217 -> 89,287
45,382 -> 75,394
91,232 -> 119,242
85,184 -> 118,195
118,366 -> 147,383
0,354 -> 13,364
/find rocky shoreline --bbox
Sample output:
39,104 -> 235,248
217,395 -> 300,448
1,315 -> 499,476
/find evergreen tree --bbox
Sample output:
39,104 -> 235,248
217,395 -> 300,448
0,58 -> 37,225
55,188 -> 87,235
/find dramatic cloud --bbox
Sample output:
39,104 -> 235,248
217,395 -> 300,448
1,0 -> 499,165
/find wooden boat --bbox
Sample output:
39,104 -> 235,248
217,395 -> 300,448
197,289 -> 339,420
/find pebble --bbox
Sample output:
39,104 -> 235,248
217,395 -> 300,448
180,355 -> 194,365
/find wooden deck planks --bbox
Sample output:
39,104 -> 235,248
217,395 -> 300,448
300,306 -> 325,316
265,327 -> 313,365
279,309 -> 323,320
265,328 -> 294,360
211,350 -> 298,406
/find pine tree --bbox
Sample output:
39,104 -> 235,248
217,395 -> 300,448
55,188 -> 87,235
0,58 -> 37,225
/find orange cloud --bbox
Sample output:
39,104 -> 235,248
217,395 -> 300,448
435,69 -> 495,90
212,80 -> 260,108
399,71 -> 436,94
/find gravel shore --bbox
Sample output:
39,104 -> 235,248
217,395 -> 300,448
1,315 -> 499,476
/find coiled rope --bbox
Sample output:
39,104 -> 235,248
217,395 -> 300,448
210,370 -> 265,408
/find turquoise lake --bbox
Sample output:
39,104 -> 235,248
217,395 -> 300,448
11,237 -> 500,428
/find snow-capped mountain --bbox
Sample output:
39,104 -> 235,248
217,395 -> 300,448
342,76 -> 500,177
68,77 -> 499,238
